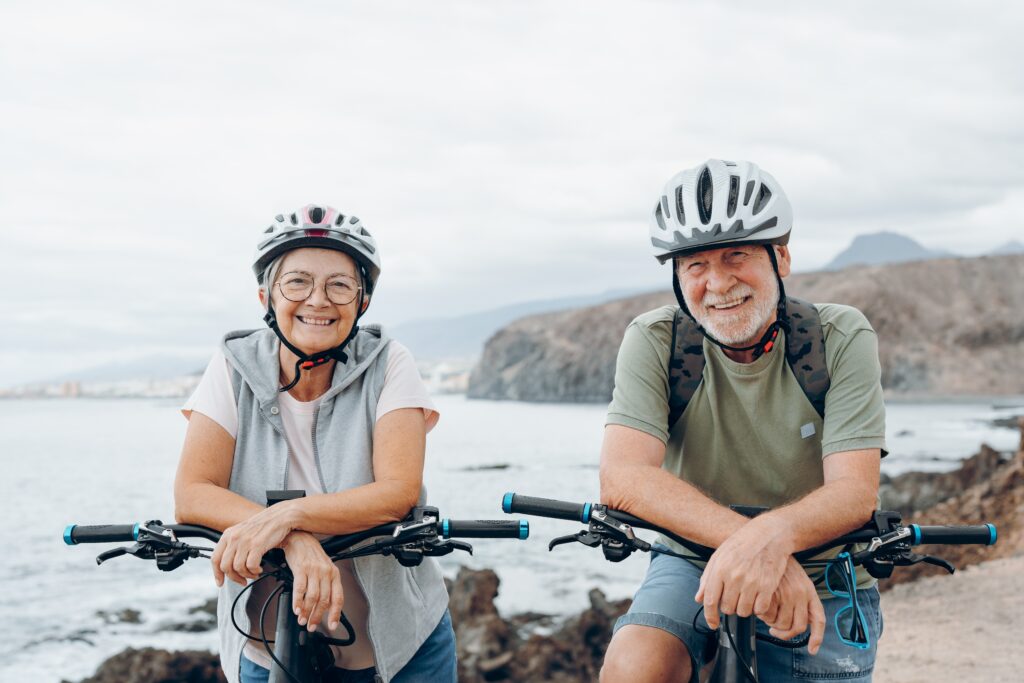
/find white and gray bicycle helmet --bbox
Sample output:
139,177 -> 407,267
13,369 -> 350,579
253,204 -> 382,294
649,159 -> 793,262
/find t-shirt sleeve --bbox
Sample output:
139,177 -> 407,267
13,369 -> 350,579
376,341 -> 440,433
821,327 -> 888,458
180,348 -> 239,439
605,321 -> 672,444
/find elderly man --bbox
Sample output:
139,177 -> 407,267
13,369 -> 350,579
599,160 -> 886,683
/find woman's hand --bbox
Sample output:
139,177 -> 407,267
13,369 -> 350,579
210,503 -> 297,586
281,531 -> 345,632
756,556 -> 826,655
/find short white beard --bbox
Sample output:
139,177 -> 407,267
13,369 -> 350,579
685,278 -> 779,347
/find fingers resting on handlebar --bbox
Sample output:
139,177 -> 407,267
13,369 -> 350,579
282,531 -> 345,632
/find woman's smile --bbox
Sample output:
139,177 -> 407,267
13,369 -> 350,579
296,315 -> 338,327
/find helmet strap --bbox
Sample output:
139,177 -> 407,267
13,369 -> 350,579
263,290 -> 365,393
671,244 -> 788,359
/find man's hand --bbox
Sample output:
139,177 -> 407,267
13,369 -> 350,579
694,516 -> 794,630
756,556 -> 826,655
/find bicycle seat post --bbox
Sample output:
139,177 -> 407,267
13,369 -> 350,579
709,614 -> 758,682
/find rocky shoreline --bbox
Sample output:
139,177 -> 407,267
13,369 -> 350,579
70,420 -> 1023,682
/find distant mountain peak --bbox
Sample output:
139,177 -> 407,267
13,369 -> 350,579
990,240 -> 1024,256
823,232 -> 954,271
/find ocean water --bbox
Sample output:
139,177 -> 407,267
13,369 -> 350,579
0,395 -> 1019,681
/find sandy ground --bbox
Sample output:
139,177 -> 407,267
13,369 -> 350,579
873,553 -> 1024,682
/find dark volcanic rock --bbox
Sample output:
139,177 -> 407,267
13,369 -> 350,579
448,567 -> 629,682
879,445 -> 1010,516
71,647 -> 225,683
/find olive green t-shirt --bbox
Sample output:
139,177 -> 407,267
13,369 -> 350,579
606,303 -> 887,593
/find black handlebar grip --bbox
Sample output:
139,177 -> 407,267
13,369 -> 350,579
910,524 -> 997,546
441,519 -> 529,539
501,493 -> 592,523
63,524 -> 139,545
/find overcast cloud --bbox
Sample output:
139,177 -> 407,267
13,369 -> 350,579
1,1 -> 1022,385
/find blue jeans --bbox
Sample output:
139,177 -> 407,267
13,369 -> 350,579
614,546 -> 884,683
240,610 -> 457,683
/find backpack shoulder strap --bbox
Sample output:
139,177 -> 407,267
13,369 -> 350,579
782,297 -> 830,419
667,307 -> 707,429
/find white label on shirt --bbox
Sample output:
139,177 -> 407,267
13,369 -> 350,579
800,423 -> 816,439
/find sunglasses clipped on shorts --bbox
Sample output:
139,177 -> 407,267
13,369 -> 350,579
824,551 -> 871,649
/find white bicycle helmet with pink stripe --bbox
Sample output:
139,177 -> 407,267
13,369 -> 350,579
252,204 -> 382,294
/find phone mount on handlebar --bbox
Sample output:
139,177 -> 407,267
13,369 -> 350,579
548,505 -> 652,562
94,520 -> 213,572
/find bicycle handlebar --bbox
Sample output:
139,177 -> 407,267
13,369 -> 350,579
442,519 -> 529,539
502,493 -> 591,523
910,524 -> 996,546
501,491 -> 998,558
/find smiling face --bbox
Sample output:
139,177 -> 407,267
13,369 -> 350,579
675,244 -> 790,347
258,247 -> 366,357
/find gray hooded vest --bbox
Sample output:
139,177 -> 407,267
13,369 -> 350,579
215,325 -> 449,683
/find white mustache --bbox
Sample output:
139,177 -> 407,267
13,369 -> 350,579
702,285 -> 755,308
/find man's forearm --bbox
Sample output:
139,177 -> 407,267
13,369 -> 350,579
601,461 -> 750,549
761,469 -> 878,556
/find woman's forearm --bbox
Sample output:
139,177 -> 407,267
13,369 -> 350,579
279,479 -> 421,536
174,481 -> 265,531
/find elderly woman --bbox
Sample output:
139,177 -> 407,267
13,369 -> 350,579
174,205 -> 453,683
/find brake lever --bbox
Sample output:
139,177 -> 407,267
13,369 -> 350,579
95,546 -> 130,565
548,531 -> 603,552
890,551 -> 956,574
421,539 -> 474,557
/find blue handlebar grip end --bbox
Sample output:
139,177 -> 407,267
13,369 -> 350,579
519,520 -> 529,540
987,523 -> 997,546
581,503 -> 592,523
502,492 -> 514,514
910,524 -> 921,545
441,519 -> 450,539
63,525 -> 77,546
133,523 -> 141,541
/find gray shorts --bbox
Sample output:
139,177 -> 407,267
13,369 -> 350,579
614,545 -> 883,683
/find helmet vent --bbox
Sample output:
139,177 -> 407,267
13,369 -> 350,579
743,180 -> 755,206
275,214 -> 285,222
263,226 -> 274,234
753,184 -> 772,215
674,187 -> 686,225
727,176 -> 739,219
308,206 -> 325,223
349,216 -> 359,224
697,167 -> 713,224
290,213 -> 298,225
335,214 -> 346,226
654,201 -> 668,231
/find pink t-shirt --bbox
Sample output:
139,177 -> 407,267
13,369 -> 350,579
181,340 -> 438,671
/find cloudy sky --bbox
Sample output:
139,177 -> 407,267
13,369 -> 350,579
2,1 -> 1022,386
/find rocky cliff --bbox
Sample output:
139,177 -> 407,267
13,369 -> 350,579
468,254 -> 1024,401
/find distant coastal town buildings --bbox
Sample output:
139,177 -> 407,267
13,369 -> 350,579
0,360 -> 473,400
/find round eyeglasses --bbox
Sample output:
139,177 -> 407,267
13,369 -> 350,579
276,271 -> 362,306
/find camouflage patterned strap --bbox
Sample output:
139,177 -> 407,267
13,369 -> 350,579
667,307 -> 708,427
781,297 -> 830,419
667,297 -> 830,430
